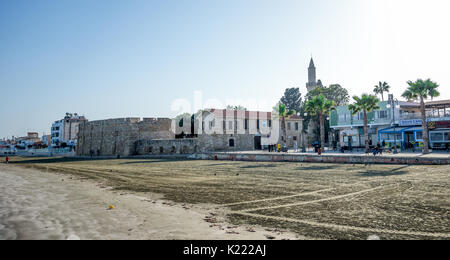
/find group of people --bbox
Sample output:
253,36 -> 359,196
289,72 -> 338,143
267,141 -> 301,153
268,144 -> 283,153
372,142 -> 384,156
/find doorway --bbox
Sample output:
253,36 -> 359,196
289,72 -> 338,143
254,136 -> 262,150
405,131 -> 414,150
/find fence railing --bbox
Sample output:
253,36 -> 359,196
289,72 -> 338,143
13,148 -> 75,157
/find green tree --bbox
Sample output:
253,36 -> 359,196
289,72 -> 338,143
373,81 -> 391,101
305,95 -> 336,149
273,103 -> 296,145
402,79 -> 440,154
226,105 -> 248,111
280,88 -> 302,113
348,94 -> 380,153
306,84 -> 349,106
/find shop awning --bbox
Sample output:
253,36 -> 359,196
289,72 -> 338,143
378,127 -> 415,134
404,127 -> 423,132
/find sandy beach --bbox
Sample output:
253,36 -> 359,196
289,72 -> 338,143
0,164 -> 299,240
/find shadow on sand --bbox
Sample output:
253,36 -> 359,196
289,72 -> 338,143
295,165 -> 337,171
119,159 -> 189,165
240,164 -> 278,169
8,157 -> 191,165
356,165 -> 411,177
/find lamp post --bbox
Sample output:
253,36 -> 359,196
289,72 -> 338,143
326,116 -> 330,151
302,112 -> 308,152
387,94 -> 400,154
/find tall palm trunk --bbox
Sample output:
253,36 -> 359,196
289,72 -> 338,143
420,96 -> 430,154
281,117 -> 287,145
381,92 -> 384,102
319,113 -> 325,149
363,110 -> 369,153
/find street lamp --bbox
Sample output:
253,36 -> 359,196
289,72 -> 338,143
302,112 -> 308,152
387,94 -> 400,154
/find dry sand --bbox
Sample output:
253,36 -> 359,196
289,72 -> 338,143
0,164 -> 299,240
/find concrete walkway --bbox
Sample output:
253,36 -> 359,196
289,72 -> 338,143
195,150 -> 450,165
223,150 -> 450,159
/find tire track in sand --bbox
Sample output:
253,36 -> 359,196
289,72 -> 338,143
238,184 -> 393,212
222,188 -> 335,207
229,212 -> 450,238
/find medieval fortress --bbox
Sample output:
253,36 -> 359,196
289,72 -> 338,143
76,59 -> 321,156
76,110 -> 303,156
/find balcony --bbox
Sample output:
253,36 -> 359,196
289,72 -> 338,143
426,111 -> 450,119
398,113 -> 422,120
397,111 -> 450,125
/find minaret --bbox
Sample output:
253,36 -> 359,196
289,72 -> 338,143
306,57 -> 320,92
308,58 -> 316,85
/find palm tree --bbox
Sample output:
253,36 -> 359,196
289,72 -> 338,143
348,94 -> 380,153
274,103 -> 296,145
305,95 -> 336,149
373,81 -> 390,101
402,79 -> 440,154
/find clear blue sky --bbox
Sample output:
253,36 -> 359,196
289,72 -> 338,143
1,0 -> 449,138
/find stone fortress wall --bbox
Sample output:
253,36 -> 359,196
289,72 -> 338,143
76,114 -> 303,157
76,117 -> 175,157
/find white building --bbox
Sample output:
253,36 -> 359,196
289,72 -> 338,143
51,113 -> 87,147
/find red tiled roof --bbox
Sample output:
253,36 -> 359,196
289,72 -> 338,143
204,109 -> 272,119
203,108 -> 302,120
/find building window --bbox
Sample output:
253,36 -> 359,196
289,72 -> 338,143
378,111 -> 388,119
381,133 -> 402,141
431,133 -> 444,142
245,119 -> 248,130
445,132 -> 450,141
257,119 -> 260,130
269,120 -> 272,128
229,121 -> 233,130
287,122 -> 291,130
295,122 -> 299,131
416,132 -> 423,140
229,139 -> 235,147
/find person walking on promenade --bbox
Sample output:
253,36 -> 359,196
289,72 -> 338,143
5,156 -> 9,164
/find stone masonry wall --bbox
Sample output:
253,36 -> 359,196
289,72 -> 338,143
135,139 -> 198,155
76,118 -> 174,156
197,134 -> 254,152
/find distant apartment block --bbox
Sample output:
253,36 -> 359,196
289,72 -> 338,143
51,113 -> 87,147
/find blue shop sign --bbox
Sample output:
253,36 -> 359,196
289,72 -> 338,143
399,119 -> 422,126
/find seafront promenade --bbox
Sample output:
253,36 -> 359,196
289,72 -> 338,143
192,150 -> 450,165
